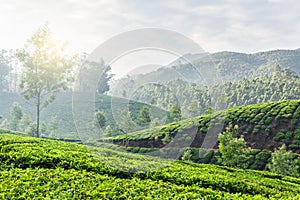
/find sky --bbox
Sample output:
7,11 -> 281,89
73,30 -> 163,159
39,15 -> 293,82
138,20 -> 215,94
1,0 -> 300,77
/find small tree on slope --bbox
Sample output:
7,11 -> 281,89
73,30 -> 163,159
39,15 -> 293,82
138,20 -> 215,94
17,24 -> 73,137
268,144 -> 299,177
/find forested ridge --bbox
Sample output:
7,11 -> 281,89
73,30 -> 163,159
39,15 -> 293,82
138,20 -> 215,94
127,65 -> 300,118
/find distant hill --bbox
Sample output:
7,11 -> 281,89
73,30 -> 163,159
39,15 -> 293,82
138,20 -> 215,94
0,133 -> 299,199
114,65 -> 300,118
165,52 -> 209,67
111,49 -> 300,96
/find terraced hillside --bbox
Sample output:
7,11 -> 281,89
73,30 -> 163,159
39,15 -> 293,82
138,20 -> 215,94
0,133 -> 300,199
106,100 -> 300,153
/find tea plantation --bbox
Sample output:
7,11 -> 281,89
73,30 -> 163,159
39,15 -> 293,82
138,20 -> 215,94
0,133 -> 300,199
107,100 -> 300,153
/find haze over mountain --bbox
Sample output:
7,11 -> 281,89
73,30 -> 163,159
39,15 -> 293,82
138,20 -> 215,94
110,48 -> 300,98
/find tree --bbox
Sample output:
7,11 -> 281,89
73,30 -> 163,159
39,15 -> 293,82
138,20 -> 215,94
204,105 -> 214,115
188,99 -> 201,117
138,106 -> 151,125
182,148 -> 192,161
0,50 -> 10,91
168,104 -> 181,122
48,115 -> 59,137
17,24 -> 73,137
267,144 -> 299,177
94,111 -> 106,128
97,65 -> 114,94
0,118 -> 9,129
218,124 -> 248,168
104,125 -> 113,137
119,110 -> 136,133
19,114 -> 33,132
150,118 -> 161,127
25,123 -> 37,136
9,102 -> 23,131
40,122 -> 47,136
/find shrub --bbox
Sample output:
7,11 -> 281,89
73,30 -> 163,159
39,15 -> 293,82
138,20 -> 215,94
162,134 -> 171,144
252,125 -> 261,135
274,131 -> 285,141
294,128 -> 300,139
289,144 -> 300,151
250,150 -> 271,170
181,149 -> 192,161
264,117 -> 273,124
291,119 -> 299,126
267,144 -> 299,177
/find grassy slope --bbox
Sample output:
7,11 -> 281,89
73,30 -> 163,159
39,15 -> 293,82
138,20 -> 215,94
0,92 -> 167,138
0,133 -> 300,199
107,100 -> 300,153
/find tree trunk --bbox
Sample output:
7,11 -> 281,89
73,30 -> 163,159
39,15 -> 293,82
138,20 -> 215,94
36,94 -> 40,137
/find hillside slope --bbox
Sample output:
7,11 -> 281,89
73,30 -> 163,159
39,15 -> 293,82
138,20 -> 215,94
107,100 -> 300,153
0,133 -> 299,199
0,92 -> 168,138
112,49 -> 300,94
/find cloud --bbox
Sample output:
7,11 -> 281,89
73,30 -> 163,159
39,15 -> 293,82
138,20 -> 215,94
0,0 -> 300,54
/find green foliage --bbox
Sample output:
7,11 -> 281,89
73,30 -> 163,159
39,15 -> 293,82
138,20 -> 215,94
218,124 -> 248,168
274,131 -> 285,141
295,129 -> 300,139
291,119 -> 298,126
168,104 -> 182,122
104,125 -> 113,137
188,99 -> 201,117
48,115 -> 59,137
17,24 -> 74,137
118,110 -> 137,133
109,100 -> 300,156
181,149 -> 192,161
0,134 -> 300,199
0,50 -> 11,92
97,65 -> 114,94
267,144 -> 300,177
138,106 -> 151,126
0,118 -> 9,129
25,123 -> 37,136
95,94 -> 168,136
40,122 -> 47,136
94,111 -> 106,128
204,105 -> 215,115
114,64 -> 300,119
9,102 -> 23,131
161,134 -> 171,144
150,118 -> 162,127
250,150 -> 272,170
19,114 -> 32,132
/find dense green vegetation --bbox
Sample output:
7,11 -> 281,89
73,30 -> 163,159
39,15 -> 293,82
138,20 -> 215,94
0,133 -> 300,199
120,66 -> 300,118
107,100 -> 300,152
103,100 -> 300,174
